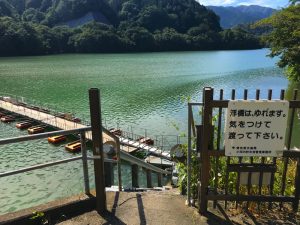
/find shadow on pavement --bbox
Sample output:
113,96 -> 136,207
102,192 -> 126,225
136,194 -> 146,225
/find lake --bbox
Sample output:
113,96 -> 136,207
0,49 -> 299,214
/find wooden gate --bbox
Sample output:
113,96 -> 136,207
192,87 -> 300,214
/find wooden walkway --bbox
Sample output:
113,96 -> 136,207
0,99 -> 171,161
0,99 -> 112,142
119,137 -> 171,159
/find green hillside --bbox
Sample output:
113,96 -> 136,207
0,0 -> 262,55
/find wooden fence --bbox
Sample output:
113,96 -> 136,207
191,87 -> 300,214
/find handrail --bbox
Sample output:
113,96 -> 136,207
0,127 -> 91,145
0,90 -> 173,213
0,156 -> 118,178
120,151 -> 171,174
0,156 -> 82,178
1,96 -> 172,193
0,126 -> 171,180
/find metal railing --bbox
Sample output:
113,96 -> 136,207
0,88 -> 173,215
0,128 -> 93,194
0,127 -> 171,192
116,129 -> 187,152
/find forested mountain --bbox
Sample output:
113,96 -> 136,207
0,0 -> 221,29
208,5 -> 276,28
0,0 -> 263,56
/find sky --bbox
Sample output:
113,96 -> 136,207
198,0 -> 290,9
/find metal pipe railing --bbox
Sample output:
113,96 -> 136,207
0,91 -> 174,214
0,126 -> 170,185
120,151 -> 171,175
0,155 -> 119,179
0,156 -> 82,178
0,127 -> 91,145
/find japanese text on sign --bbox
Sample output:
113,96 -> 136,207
224,100 -> 289,157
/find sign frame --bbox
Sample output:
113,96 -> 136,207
224,100 -> 289,157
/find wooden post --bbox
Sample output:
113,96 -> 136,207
196,125 -> 203,209
132,164 -> 139,188
293,158 -> 300,211
104,162 -> 113,187
157,173 -> 162,187
117,143 -> 122,191
89,88 -> 106,213
146,169 -> 152,188
187,103 -> 192,205
80,132 -> 90,194
199,87 -> 213,214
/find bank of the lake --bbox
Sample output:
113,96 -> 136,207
0,49 -> 299,214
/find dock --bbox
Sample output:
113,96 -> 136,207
119,137 -> 171,159
120,145 -> 139,153
145,155 -> 173,168
0,98 -> 171,161
0,99 -> 111,142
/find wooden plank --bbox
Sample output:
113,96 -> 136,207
144,156 -> 172,166
227,164 -> 276,173
118,137 -> 170,160
207,194 -> 294,202
120,145 -> 138,153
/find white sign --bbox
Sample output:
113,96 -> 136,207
224,100 -> 289,157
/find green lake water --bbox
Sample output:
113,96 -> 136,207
0,49 -> 299,214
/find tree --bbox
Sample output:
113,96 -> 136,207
154,28 -> 189,51
69,22 -> 127,52
256,3 -> 300,81
22,8 -> 45,23
0,0 -> 263,55
220,28 -> 261,50
137,6 -> 171,31
122,26 -> 155,51
290,0 -> 300,5
119,1 -> 139,20
0,0 -> 19,18
0,17 -> 44,55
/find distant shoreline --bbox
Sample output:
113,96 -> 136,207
0,47 -> 264,58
